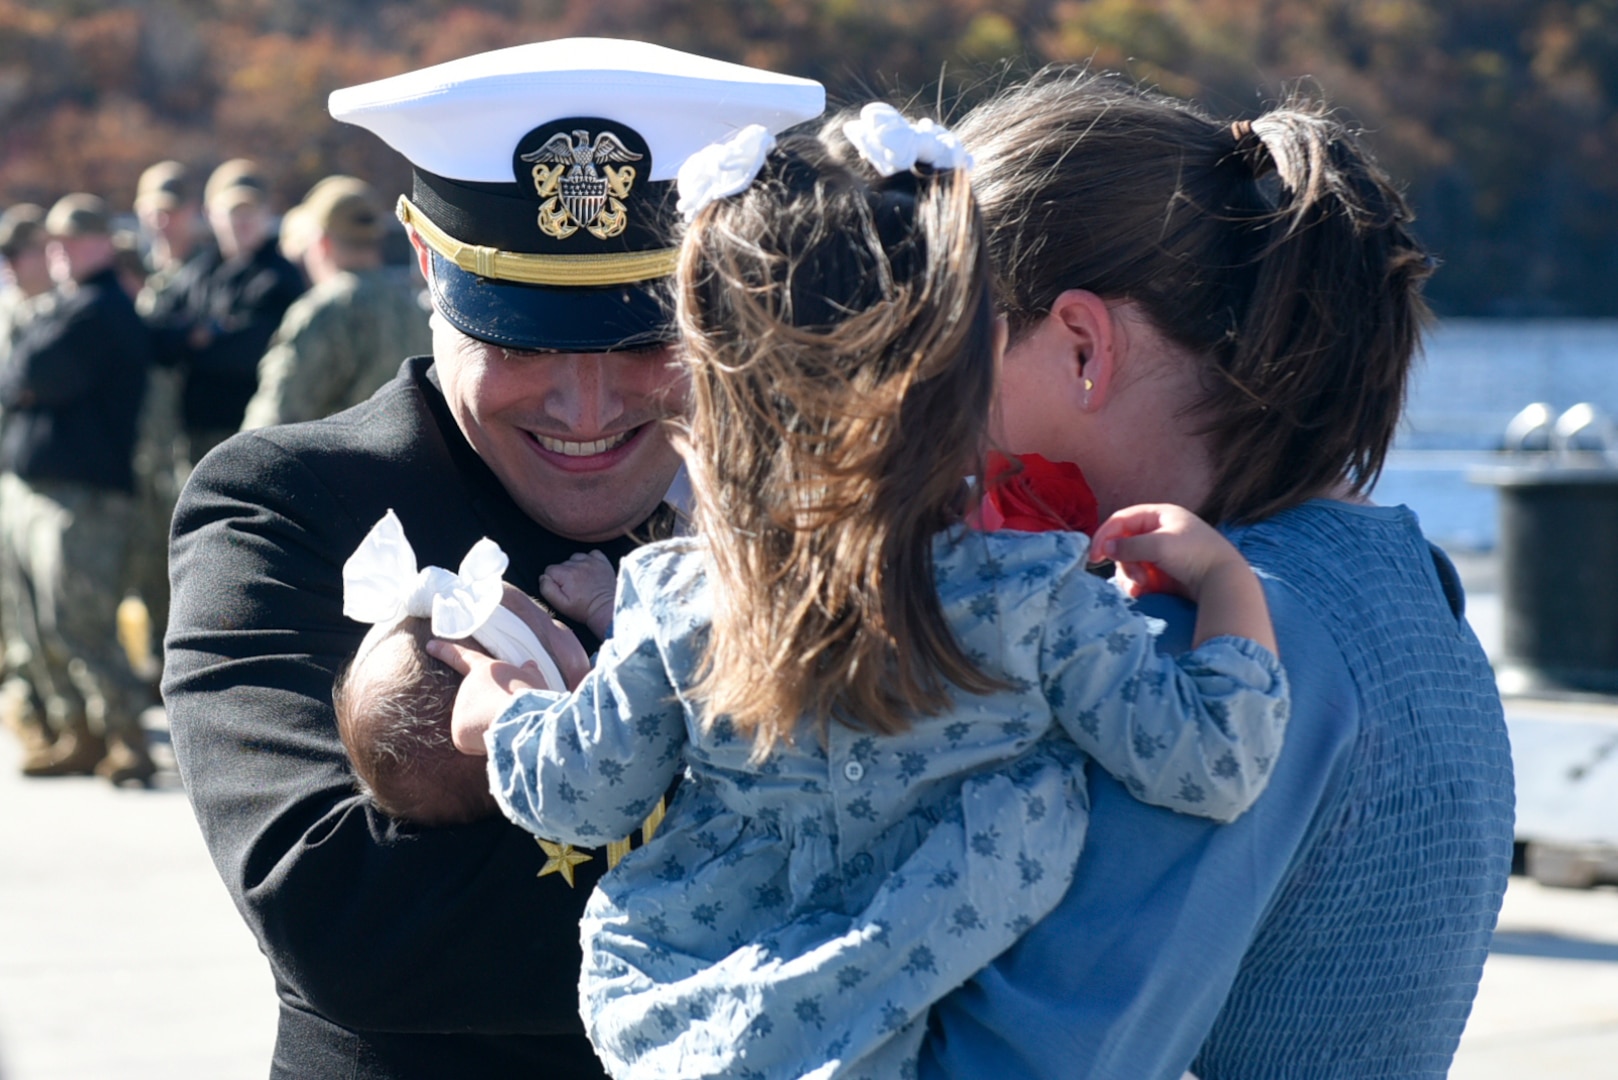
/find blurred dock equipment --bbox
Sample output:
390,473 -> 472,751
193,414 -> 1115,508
1474,403 -> 1618,695
1506,705 -> 1618,889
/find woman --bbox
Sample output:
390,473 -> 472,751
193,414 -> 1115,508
921,72 -> 1515,1079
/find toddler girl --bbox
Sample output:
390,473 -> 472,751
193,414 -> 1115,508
433,105 -> 1289,1079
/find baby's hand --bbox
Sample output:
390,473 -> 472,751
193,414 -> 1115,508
1089,504 -> 1241,601
539,550 -> 616,640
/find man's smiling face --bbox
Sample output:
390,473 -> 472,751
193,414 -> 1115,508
431,313 -> 686,543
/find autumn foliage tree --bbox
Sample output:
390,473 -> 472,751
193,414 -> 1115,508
0,0 -> 1614,315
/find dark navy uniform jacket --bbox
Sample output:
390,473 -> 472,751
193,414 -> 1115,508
0,265 -> 150,492
151,238 -> 304,435
164,357 -> 655,1079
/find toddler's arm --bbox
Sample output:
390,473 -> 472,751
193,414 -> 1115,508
427,583 -> 591,753
1090,504 -> 1277,655
1040,506 -> 1288,824
539,550 -> 617,641
432,555 -> 686,846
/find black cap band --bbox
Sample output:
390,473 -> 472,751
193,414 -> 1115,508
427,249 -> 674,352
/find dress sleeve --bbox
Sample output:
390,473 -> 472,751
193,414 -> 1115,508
1041,563 -> 1290,823
487,554 -> 688,846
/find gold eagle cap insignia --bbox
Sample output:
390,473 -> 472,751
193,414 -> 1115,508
521,129 -> 643,241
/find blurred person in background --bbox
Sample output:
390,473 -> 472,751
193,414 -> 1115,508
110,232 -> 148,300
0,203 -> 54,756
152,158 -> 303,467
277,198 -> 317,282
125,161 -> 208,692
0,204 -> 52,333
0,194 -> 154,782
240,176 -> 430,429
133,160 -> 203,291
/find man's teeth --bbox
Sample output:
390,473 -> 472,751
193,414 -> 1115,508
533,430 -> 635,456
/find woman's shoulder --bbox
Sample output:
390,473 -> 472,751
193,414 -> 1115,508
1230,499 -> 1499,705
1230,498 -> 1423,555
1227,500 -> 1437,595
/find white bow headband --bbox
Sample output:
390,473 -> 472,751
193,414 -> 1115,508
675,102 -> 973,223
342,510 -> 565,691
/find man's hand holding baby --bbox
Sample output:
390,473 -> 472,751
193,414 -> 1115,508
429,636 -> 547,754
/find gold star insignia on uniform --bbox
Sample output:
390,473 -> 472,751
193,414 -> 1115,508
536,838 -> 593,887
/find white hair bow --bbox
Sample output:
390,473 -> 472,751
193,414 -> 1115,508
842,102 -> 973,177
342,510 -> 565,690
676,123 -> 776,223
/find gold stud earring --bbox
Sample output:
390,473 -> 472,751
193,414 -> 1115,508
1082,378 -> 1094,392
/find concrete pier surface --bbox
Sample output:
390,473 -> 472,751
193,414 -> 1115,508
0,724 -> 275,1079
3,551 -> 1618,1077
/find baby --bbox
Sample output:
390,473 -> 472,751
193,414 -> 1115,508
333,511 -> 609,826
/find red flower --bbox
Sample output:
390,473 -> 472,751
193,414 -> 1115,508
976,452 -> 1099,535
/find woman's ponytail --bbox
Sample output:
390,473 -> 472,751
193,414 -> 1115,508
1204,103 -> 1434,522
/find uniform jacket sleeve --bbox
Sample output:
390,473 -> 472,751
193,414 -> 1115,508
163,422 -> 602,1038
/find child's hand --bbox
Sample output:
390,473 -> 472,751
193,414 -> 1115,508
539,551 -> 617,641
1089,504 -> 1239,600
1090,504 -> 1276,654
427,638 -> 548,756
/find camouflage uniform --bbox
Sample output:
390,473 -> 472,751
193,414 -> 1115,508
123,255 -> 205,671
0,472 -> 143,745
0,285 -> 51,745
240,267 -> 430,429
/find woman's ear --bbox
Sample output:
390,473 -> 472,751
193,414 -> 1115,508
1048,289 -> 1118,413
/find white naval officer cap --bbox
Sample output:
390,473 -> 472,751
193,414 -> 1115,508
329,38 -> 825,352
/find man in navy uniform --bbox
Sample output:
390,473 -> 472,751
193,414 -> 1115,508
163,39 -> 822,1079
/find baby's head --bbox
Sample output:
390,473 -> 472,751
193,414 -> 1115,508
334,616 -> 497,827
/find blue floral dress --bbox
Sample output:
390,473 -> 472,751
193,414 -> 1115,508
487,527 -> 1289,1079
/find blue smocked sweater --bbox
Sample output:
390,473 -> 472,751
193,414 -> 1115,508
923,500 -> 1516,1080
